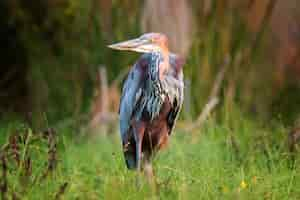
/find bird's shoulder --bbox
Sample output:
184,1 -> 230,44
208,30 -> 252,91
169,53 -> 185,77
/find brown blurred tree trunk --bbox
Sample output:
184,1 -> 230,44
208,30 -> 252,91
98,0 -> 112,41
141,0 -> 193,57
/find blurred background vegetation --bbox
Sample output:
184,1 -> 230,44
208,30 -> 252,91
1,1 -> 300,199
1,0 -> 300,129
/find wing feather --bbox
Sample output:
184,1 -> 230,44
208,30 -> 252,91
166,54 -> 185,134
119,64 -> 143,143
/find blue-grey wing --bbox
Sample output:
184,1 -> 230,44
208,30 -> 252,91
119,64 -> 143,143
166,53 -> 185,134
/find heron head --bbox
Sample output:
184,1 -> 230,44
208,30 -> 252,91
108,33 -> 169,53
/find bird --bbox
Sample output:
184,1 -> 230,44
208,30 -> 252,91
108,33 -> 185,175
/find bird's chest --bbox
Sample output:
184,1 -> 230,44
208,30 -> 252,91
140,95 -> 171,122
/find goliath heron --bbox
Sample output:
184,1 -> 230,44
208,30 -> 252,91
108,33 -> 185,174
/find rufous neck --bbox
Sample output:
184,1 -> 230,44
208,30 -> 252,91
159,48 -> 170,80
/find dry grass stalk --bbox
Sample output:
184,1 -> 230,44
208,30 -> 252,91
229,134 -> 241,162
0,152 -> 8,200
12,192 -> 20,200
9,134 -> 20,165
41,128 -> 58,179
54,182 -> 68,200
288,127 -> 300,153
46,129 -> 57,172
11,192 -> 20,200
24,157 -> 32,177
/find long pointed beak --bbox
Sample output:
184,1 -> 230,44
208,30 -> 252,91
108,38 -> 157,53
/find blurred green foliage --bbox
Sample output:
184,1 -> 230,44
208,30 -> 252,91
1,0 -> 299,127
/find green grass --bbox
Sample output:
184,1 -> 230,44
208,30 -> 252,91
0,118 -> 300,200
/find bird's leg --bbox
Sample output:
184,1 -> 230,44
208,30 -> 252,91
143,159 -> 154,183
136,139 -> 142,171
133,123 -> 145,171
143,155 -> 157,193
132,121 -> 145,187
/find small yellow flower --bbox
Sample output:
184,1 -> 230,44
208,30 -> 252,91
240,180 -> 247,189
